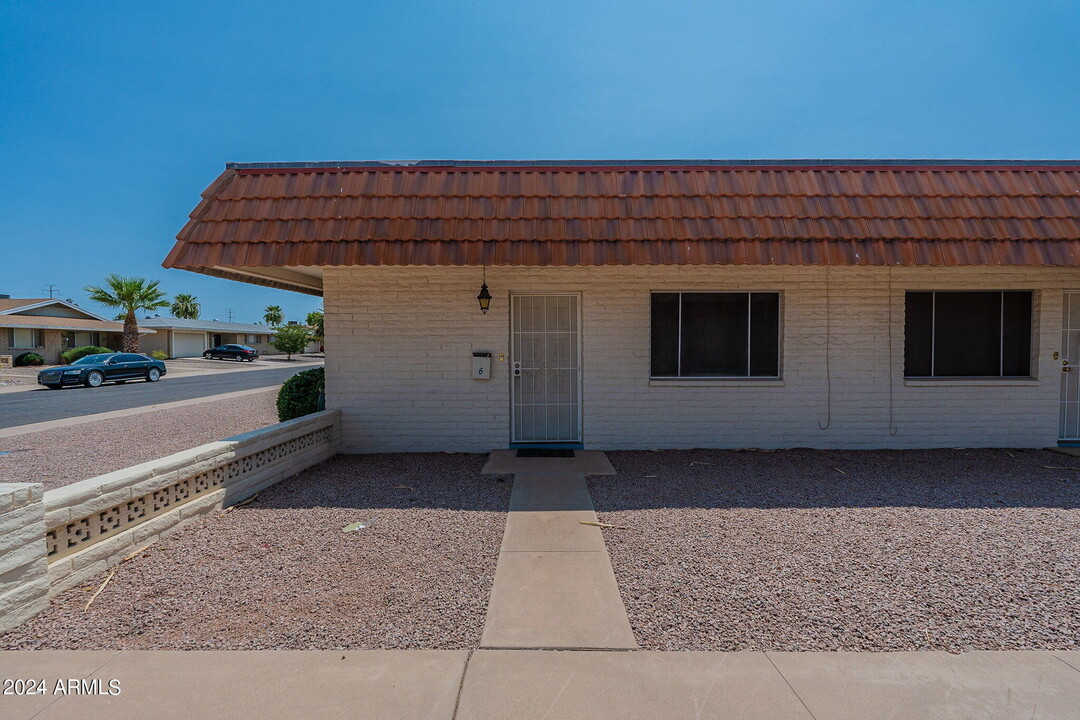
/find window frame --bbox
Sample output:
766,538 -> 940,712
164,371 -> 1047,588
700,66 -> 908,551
10,328 -> 44,349
66,331 -> 101,349
903,289 -> 1034,379
649,290 -> 783,380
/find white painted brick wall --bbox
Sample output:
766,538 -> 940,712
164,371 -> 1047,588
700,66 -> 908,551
324,265 -> 1080,453
0,483 -> 48,634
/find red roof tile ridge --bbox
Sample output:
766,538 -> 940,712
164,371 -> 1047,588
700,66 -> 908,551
225,159 -> 1080,173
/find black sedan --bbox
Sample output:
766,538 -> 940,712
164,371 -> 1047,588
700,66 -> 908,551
37,353 -> 167,389
204,344 -> 260,361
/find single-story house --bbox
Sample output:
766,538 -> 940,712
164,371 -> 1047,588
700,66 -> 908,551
137,317 -> 278,358
163,160 -> 1080,452
0,297 -> 154,364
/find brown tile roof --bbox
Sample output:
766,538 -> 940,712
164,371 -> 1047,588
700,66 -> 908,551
164,161 -> 1080,285
0,315 -> 141,332
0,298 -> 51,312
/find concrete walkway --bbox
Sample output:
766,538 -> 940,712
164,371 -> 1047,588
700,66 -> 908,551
3,649 -> 1079,719
0,650 -> 466,720
479,452 -> 636,650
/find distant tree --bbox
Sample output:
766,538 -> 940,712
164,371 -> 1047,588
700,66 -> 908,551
171,293 -> 201,319
85,275 -> 169,352
113,312 -> 126,321
263,305 -> 285,326
306,309 -> 324,343
270,324 -> 310,360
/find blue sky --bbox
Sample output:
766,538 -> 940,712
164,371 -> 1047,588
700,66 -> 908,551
1,1 -> 1077,323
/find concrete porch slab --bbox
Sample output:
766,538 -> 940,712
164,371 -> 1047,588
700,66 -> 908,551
768,650 -> 1080,720
481,449 -> 616,475
9,650 -> 467,720
480,550 -> 637,649
507,473 -> 596,511
456,650 -> 812,720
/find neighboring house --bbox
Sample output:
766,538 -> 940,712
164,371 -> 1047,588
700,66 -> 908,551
0,297 -> 154,364
137,317 -> 277,358
164,160 -> 1080,452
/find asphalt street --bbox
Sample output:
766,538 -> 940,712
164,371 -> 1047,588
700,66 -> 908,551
0,365 -> 319,428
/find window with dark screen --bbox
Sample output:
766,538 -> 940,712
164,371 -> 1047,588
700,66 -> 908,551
650,292 -> 780,377
904,291 -> 1032,377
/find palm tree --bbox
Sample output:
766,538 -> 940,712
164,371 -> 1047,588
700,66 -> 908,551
306,309 -> 324,342
306,308 -> 325,353
171,293 -> 201,319
85,275 -> 169,352
263,305 -> 285,326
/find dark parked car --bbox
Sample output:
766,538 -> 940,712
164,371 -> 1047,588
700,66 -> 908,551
204,344 -> 260,361
37,353 -> 167,389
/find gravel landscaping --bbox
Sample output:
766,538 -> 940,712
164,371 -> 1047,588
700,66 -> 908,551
590,448 -> 1080,652
0,367 -> 46,386
0,390 -> 279,489
2,453 -> 508,650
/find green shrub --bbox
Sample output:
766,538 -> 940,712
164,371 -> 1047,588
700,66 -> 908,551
277,367 -> 325,421
149,350 -> 169,361
60,345 -> 113,364
14,352 -> 44,367
270,324 -> 311,360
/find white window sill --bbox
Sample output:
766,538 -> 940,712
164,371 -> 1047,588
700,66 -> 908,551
903,377 -> 1040,387
650,377 -> 784,388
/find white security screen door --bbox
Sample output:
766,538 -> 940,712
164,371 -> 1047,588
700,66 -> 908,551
1060,291 -> 1080,440
511,294 -> 582,443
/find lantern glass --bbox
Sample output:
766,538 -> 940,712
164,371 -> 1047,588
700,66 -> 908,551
477,282 -> 492,314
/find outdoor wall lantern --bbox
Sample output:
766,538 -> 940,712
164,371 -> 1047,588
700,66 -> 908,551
476,266 -> 492,314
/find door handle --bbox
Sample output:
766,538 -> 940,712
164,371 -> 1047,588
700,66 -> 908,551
513,361 -> 521,377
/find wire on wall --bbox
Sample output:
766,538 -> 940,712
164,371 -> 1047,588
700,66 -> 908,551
818,265 -> 832,431
887,265 -> 899,436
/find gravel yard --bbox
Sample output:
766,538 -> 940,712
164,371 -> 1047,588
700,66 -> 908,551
590,448 -> 1080,652
0,390 -> 279,489
2,453 -> 508,650
0,367 -> 46,386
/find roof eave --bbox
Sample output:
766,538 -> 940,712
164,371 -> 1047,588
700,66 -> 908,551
0,321 -> 155,333
167,264 -> 323,297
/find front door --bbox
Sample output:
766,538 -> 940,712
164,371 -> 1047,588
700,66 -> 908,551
510,293 -> 582,444
1060,291 -> 1080,440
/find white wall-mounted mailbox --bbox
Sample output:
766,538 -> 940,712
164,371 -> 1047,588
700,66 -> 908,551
472,351 -> 492,380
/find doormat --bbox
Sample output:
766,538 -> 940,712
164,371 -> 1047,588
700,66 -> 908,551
516,449 -> 576,458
